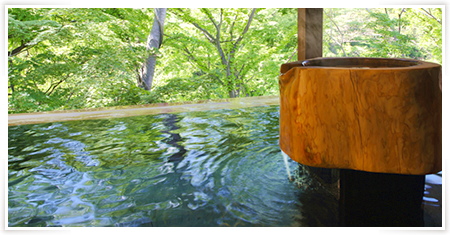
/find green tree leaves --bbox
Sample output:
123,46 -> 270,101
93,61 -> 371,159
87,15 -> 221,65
164,8 -> 293,99
323,8 -> 441,64
8,8 -> 442,114
8,8 -> 153,113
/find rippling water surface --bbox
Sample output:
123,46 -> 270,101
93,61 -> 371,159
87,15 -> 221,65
8,106 -> 338,227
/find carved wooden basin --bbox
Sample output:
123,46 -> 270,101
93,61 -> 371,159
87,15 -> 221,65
279,57 -> 441,175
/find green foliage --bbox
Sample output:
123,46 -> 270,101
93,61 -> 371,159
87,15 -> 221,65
8,8 -> 442,114
8,8 -> 153,114
323,8 -> 442,64
159,8 -> 295,99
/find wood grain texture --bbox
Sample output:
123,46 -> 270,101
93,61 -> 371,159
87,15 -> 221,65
279,58 -> 441,175
297,8 -> 323,61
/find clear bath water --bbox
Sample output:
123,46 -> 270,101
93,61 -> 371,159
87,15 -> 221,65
8,105 -> 339,227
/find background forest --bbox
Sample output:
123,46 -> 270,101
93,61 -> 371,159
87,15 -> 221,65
7,8 -> 442,114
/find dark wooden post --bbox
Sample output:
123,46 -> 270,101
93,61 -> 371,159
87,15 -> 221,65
297,8 -> 323,61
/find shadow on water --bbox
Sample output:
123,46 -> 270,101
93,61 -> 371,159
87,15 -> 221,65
160,114 -> 186,164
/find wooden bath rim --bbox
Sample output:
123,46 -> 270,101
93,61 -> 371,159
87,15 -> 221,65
279,57 -> 441,175
8,96 -> 280,126
281,57 -> 439,74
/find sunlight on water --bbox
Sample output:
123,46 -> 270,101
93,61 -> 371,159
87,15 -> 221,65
8,106 -> 339,227
281,150 -> 292,181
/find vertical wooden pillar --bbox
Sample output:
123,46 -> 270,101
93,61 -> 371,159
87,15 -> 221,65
297,8 -> 323,61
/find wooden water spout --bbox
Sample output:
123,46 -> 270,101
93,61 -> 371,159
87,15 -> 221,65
279,57 -> 442,175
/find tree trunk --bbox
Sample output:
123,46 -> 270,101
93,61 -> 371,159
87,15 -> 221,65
140,8 -> 167,90
228,89 -> 236,98
8,59 -> 15,93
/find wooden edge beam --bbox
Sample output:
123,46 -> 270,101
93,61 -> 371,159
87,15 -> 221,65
298,8 -> 323,61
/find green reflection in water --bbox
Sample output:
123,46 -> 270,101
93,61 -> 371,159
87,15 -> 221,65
8,106 -> 338,227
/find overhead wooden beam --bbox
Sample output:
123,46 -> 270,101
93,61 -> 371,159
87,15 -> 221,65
297,8 -> 323,61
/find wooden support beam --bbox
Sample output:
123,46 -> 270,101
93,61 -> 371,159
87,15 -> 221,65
297,8 -> 323,61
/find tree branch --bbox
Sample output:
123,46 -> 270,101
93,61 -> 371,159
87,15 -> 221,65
228,8 -> 257,64
285,48 -> 297,64
201,8 -> 218,30
182,46 -> 224,86
237,64 -> 244,79
8,40 -> 29,57
324,9 -> 347,57
245,74 -> 255,83
229,14 -> 238,42
195,24 -> 216,43
212,9 -> 227,67
212,74 -> 224,86
235,8 -> 256,46
172,9 -> 216,43
398,8 -> 406,34
46,73 -> 71,96
234,64 -> 245,80
182,46 -> 207,71
420,8 -> 442,24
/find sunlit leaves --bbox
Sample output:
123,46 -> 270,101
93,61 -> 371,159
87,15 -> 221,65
323,8 -> 441,64
159,8 -> 295,99
8,8 -> 442,114
8,8 -> 154,113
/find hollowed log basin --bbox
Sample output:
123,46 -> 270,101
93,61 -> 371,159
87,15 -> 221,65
279,57 -> 441,175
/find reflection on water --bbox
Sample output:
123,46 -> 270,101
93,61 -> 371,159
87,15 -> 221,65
423,172 -> 442,227
8,106 -> 338,227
